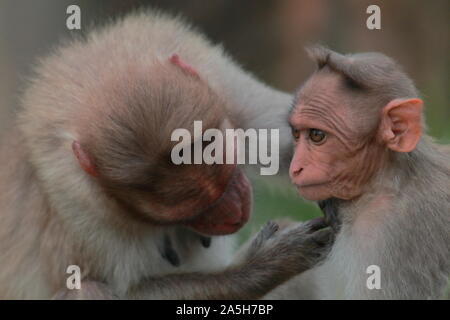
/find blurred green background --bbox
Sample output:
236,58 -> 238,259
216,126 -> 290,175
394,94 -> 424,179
0,0 -> 448,243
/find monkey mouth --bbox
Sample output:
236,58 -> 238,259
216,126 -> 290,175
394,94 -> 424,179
296,181 -> 329,189
184,168 -> 252,236
187,213 -> 249,236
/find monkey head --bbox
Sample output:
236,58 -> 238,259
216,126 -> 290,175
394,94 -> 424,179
289,46 -> 423,201
71,55 -> 251,236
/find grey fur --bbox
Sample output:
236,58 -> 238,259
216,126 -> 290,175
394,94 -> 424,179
268,47 -> 450,300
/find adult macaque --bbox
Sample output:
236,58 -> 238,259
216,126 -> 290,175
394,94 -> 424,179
268,46 -> 450,299
0,12 -> 333,299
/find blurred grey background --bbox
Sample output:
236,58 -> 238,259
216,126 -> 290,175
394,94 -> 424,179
0,0 -> 448,241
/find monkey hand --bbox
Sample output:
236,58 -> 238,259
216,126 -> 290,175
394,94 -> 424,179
242,217 -> 335,281
318,198 -> 342,233
270,217 -> 297,231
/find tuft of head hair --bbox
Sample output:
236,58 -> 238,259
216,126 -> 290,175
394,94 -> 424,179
305,45 -> 419,100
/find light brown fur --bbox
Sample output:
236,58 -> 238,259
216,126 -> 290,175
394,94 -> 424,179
0,11 -> 332,299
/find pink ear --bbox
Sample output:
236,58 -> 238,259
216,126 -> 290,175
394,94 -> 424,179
169,54 -> 200,78
379,98 -> 423,153
72,141 -> 98,177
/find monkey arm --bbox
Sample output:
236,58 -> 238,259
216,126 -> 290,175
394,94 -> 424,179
127,219 -> 334,300
318,199 -> 342,232
203,56 -> 294,168
52,281 -> 118,300
127,267 -> 282,300
53,269 -> 291,300
51,219 -> 333,300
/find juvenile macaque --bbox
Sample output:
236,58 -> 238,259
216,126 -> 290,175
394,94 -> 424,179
0,12 -> 333,299
268,46 -> 450,299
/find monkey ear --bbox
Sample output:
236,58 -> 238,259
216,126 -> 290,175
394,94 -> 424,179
72,141 -> 98,177
169,54 -> 200,78
379,98 -> 423,153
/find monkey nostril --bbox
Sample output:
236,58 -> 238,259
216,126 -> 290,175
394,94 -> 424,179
290,166 -> 303,179
293,168 -> 303,176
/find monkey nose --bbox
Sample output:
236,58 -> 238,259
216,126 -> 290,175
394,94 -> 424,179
289,165 -> 303,182
289,149 -> 304,176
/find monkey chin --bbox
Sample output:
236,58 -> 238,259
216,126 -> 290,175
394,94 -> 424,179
296,183 -> 332,202
185,169 -> 252,236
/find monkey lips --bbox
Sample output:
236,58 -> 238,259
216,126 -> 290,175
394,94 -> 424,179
185,168 -> 252,236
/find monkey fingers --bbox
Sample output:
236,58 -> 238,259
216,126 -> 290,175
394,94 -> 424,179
310,228 -> 335,246
258,221 -> 280,242
282,219 -> 335,267
302,216 -> 329,233
318,198 -> 342,232
245,221 -> 280,259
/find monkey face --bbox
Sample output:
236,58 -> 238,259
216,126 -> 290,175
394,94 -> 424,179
183,166 -> 252,236
98,159 -> 252,236
138,160 -> 252,236
288,115 -> 372,201
70,59 -> 254,235
288,84 -> 383,201
288,64 -> 423,201
288,123 -> 378,201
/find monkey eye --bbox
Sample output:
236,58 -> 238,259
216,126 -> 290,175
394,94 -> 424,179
308,129 -> 327,145
291,128 -> 301,141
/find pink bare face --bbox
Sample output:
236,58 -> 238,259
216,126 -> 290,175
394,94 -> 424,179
288,71 -> 423,201
288,99 -> 377,201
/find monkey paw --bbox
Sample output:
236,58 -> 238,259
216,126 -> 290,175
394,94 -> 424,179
288,217 -> 336,265
244,217 -> 335,276
318,198 -> 342,233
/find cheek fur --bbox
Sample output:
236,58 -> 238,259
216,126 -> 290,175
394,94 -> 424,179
291,136 -> 382,201
328,143 -> 384,199
307,147 -> 340,181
